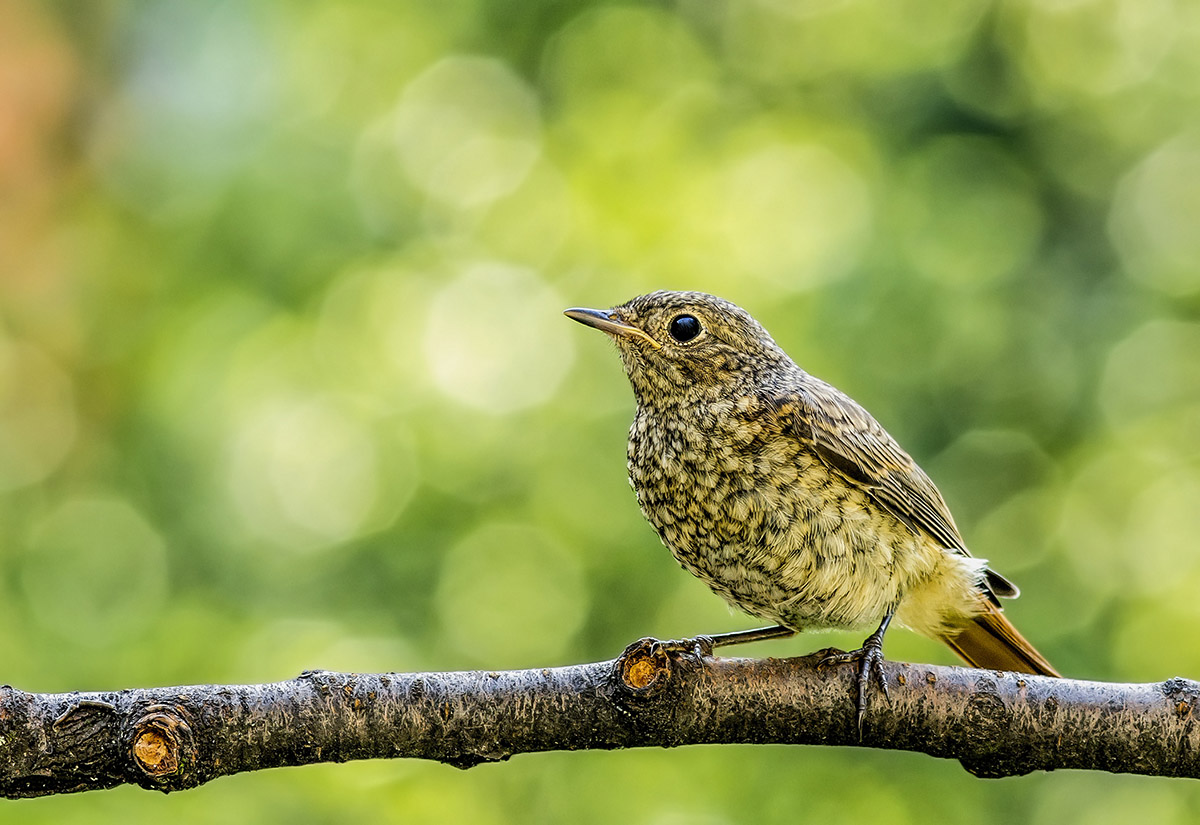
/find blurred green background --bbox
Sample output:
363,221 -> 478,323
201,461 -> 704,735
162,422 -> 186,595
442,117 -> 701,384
3,0 -> 1200,820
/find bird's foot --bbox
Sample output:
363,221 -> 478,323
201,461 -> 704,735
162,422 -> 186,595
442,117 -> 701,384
819,625 -> 891,736
655,635 -> 715,659
655,625 -> 796,660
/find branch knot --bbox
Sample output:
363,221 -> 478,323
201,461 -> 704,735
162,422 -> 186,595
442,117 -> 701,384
130,705 -> 197,792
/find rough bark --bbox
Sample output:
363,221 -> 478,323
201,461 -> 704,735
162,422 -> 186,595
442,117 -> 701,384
1,639 -> 1196,797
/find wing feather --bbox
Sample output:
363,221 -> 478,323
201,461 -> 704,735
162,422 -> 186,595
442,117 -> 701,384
766,374 -> 1019,600
785,377 -> 967,550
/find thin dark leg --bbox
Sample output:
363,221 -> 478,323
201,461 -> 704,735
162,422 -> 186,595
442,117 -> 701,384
706,625 -> 797,649
659,625 -> 796,658
820,610 -> 894,735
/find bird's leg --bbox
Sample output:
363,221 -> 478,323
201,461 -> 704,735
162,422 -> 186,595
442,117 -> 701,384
659,624 -> 796,659
819,610 -> 894,734
704,624 -> 797,649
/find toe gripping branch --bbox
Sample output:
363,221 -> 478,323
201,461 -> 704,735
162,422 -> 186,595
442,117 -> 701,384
613,626 -> 796,703
819,610 -> 894,734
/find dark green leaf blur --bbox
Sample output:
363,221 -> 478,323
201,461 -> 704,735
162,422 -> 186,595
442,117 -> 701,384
3,0 -> 1199,820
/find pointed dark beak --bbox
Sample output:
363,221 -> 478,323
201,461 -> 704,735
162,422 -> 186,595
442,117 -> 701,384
563,307 -> 661,349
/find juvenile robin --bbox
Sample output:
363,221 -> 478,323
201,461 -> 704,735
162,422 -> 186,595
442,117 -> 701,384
565,290 -> 1058,725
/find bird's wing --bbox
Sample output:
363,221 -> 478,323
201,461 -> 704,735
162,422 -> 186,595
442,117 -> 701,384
780,376 -> 1019,600
790,381 -> 960,546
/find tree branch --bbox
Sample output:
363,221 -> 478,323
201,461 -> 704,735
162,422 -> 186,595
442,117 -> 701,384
1,638 -> 1197,797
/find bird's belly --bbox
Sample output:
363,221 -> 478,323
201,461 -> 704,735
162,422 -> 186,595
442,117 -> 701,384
633,448 -> 935,632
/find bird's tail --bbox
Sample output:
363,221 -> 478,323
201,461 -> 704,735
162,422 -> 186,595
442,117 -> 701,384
940,602 -> 1060,677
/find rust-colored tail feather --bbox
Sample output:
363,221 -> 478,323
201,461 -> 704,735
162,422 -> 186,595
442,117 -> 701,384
941,603 -> 1060,677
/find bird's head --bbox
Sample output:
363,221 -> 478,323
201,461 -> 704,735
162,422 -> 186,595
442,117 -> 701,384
564,290 -> 790,404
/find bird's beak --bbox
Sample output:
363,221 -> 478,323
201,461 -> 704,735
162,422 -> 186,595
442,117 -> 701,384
563,307 -> 661,349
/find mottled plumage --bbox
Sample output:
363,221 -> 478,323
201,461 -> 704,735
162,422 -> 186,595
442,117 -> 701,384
566,290 -> 1057,717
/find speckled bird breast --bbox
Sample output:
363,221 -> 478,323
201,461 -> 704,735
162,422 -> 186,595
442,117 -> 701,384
626,394 -> 921,631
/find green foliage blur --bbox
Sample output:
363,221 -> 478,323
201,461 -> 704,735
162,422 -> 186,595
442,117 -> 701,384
3,0 -> 1200,820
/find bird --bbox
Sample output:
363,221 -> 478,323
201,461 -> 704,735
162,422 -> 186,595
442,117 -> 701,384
564,290 -> 1059,725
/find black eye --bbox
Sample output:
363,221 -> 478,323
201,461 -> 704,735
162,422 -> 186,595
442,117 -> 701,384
668,314 -> 702,343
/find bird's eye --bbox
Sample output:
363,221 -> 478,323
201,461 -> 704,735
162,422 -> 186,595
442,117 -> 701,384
668,314 -> 702,343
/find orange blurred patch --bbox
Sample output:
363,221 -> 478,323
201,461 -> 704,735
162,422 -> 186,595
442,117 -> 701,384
0,0 -> 77,300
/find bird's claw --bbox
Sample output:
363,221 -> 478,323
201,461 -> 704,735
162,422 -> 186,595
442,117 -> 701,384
657,635 -> 715,659
819,633 -> 890,735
